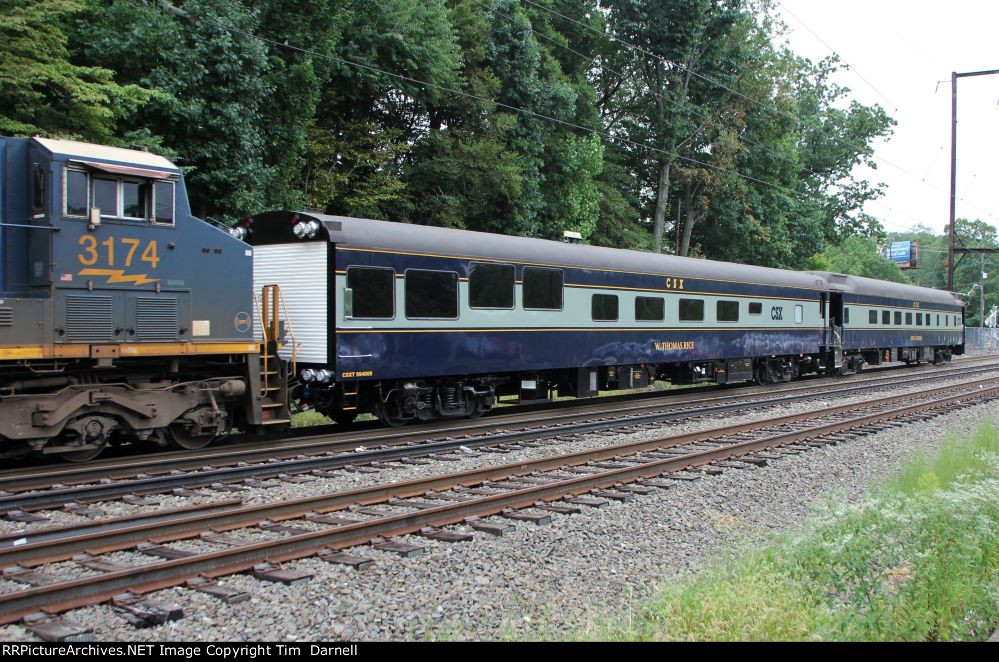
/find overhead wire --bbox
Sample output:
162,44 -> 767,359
776,1 -> 904,118
488,2 -> 830,183
522,0 -> 999,226
127,0 -> 947,234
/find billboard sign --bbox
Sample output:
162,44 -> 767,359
888,241 -> 918,268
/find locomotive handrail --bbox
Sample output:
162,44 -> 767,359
252,284 -> 299,390
251,289 -> 268,397
276,285 -> 298,380
0,222 -> 60,230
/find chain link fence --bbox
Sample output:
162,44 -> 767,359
963,327 -> 999,353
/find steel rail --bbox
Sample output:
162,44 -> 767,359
1,381 -> 995,623
0,500 -> 243,550
2,365 -> 997,511
2,358 -> 992,491
0,378 -> 995,609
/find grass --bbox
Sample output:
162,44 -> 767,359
291,409 -> 333,427
573,419 -> 999,641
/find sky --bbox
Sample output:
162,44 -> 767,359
772,0 -> 999,238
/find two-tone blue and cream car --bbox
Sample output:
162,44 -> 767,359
242,212 -> 964,427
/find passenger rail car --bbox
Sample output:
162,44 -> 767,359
811,272 -> 964,370
0,137 -> 290,461
241,211 -> 964,427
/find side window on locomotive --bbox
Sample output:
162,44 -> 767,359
153,181 -> 175,225
882,310 -> 891,325
93,178 -> 117,217
869,310 -> 878,324
121,181 -> 147,219
469,263 -> 514,309
523,267 -> 563,310
346,267 -> 394,319
678,298 -> 704,322
716,300 -> 739,322
65,169 -> 89,217
591,294 -> 618,321
915,313 -> 922,326
636,296 -> 665,321
748,302 -> 762,315
406,270 -> 458,319
32,164 -> 45,212
844,308 -> 850,324
936,314 -> 940,326
905,312 -> 912,325
894,311 -> 902,325
794,305 -> 803,324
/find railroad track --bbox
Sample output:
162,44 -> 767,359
4,357 -> 993,487
1,374 -> 997,630
2,359 -> 996,510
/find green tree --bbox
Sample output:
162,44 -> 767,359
74,0 -> 276,219
604,0 -> 750,254
806,235 -> 910,283
948,219 -> 998,326
305,0 -> 461,219
0,0 -> 152,140
395,0 -> 605,241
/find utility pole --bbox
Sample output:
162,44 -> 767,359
948,68 -> 999,291
981,252 -> 986,328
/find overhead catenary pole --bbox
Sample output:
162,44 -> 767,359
948,68 -> 999,292
981,253 -> 986,328
949,71 -> 957,291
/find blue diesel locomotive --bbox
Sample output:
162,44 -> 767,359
239,211 -> 964,427
0,137 -> 290,461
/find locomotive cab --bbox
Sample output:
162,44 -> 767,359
0,137 -> 281,461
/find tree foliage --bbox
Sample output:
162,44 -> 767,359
0,0 -> 153,140
888,220 -> 999,325
4,0 -> 908,276
806,235 -> 909,284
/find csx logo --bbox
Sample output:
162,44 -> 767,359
771,306 -> 784,321
665,277 -> 685,290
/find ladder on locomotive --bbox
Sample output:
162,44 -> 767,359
256,284 -> 293,426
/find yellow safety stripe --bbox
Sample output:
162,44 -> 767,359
0,342 -> 260,361
337,327 -> 827,334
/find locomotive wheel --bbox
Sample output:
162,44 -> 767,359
375,402 -> 409,428
167,423 -> 216,450
58,443 -> 106,463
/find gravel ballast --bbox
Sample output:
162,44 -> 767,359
1,390 -> 997,641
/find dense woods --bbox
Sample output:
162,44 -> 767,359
4,0 -> 989,317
